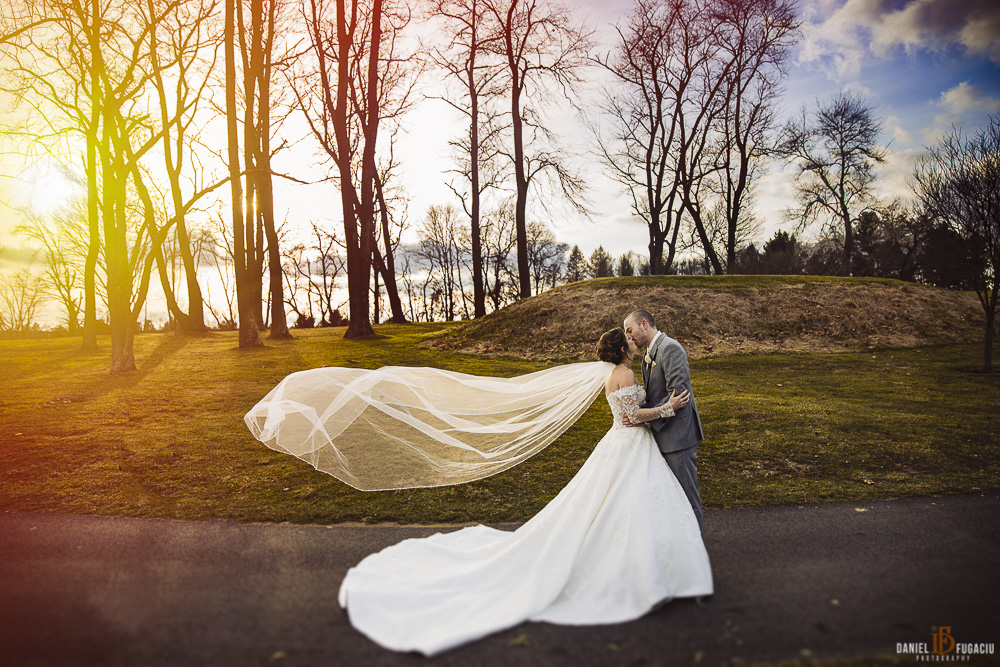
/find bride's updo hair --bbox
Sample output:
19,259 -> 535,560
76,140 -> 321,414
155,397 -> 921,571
596,328 -> 628,364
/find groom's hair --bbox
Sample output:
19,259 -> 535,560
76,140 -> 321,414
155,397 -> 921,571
627,309 -> 656,329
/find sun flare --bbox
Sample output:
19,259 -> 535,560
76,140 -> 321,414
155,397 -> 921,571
18,164 -> 82,217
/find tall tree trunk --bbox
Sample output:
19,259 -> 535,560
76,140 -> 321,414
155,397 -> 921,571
684,202 -> 724,274
648,221 -> 665,275
259,0 -> 290,340
261,168 -> 290,338
241,0 -> 265,330
510,74 -> 531,299
175,219 -> 206,332
358,0 -> 382,329
335,0 -> 370,337
153,242 -> 188,326
372,263 -> 380,324
342,0 -> 378,338
468,11 -> 485,318
984,309 -> 995,373
105,127 -> 136,372
842,202 -> 854,274
373,173 -> 407,323
163,128 -> 206,334
148,0 -> 206,336
226,0 -> 263,348
82,0 -> 101,350
726,152 -> 751,271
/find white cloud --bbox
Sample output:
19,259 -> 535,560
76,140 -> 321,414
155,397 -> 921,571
879,148 -> 920,202
798,0 -> 1000,81
938,81 -> 1000,119
925,81 -> 1000,139
798,0 -> 876,80
843,81 -> 876,100
886,115 -> 913,147
754,169 -> 801,240
874,0 -> 1000,63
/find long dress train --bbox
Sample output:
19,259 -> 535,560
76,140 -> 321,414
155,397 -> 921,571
337,383 -> 713,656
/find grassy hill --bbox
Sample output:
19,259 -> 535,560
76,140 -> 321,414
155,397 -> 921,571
423,276 -> 985,361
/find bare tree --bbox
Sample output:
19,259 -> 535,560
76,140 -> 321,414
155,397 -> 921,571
416,205 -> 466,321
912,115 -> 1000,372
223,0 -> 264,347
711,0 -> 798,270
1,0 -> 103,348
669,1 -> 737,275
479,202 -> 519,310
281,242 -> 312,325
294,0 -> 416,336
432,0 -> 506,317
305,221 -> 347,325
0,269 -> 48,335
234,0 -> 302,339
4,0 -> 223,369
593,0 -> 706,274
596,0 -> 796,274
202,212 -> 239,329
371,151 -> 410,324
524,220 -> 567,294
487,0 -> 592,298
15,198 -> 93,333
141,0 -> 222,336
780,92 -> 888,273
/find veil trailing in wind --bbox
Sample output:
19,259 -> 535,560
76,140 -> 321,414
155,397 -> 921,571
244,361 -> 614,491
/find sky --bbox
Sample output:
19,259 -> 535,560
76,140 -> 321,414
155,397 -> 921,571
1,0 -> 999,325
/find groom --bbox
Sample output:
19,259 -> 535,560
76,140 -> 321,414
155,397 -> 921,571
623,309 -> 705,534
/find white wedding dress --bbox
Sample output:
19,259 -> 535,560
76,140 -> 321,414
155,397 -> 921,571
337,383 -> 714,656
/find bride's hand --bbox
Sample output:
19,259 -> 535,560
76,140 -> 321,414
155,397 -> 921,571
668,389 -> 690,410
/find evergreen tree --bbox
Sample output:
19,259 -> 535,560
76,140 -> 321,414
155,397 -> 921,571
617,252 -> 635,277
589,246 -> 614,278
759,230 -> 804,274
564,245 -> 588,283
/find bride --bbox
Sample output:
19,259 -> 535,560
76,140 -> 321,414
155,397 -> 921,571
245,328 -> 713,656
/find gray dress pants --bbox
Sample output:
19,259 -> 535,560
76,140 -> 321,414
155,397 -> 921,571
662,445 -> 704,535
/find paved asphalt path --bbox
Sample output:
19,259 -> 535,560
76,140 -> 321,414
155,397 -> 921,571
2,494 -> 998,667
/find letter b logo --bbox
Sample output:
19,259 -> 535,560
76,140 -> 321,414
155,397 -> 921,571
933,627 -> 956,655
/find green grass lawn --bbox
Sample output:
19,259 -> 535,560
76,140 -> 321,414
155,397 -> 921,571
0,324 -> 997,524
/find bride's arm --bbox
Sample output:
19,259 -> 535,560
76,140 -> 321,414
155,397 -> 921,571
623,389 -> 689,425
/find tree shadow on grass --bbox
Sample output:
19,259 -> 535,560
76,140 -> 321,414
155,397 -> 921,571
0,343 -> 106,385
95,334 -> 191,395
134,334 -> 189,377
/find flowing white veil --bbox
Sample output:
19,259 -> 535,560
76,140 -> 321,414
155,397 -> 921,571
244,361 -> 614,491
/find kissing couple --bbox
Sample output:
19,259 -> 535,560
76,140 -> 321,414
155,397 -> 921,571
246,308 -> 713,655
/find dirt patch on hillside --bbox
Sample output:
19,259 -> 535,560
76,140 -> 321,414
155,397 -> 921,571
422,278 -> 985,361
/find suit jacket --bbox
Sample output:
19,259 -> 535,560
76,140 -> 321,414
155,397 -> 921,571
641,332 -> 704,454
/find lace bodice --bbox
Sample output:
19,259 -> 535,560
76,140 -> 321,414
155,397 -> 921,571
607,384 -> 646,429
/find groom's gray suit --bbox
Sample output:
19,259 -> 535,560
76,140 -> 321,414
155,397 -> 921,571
642,332 -> 705,533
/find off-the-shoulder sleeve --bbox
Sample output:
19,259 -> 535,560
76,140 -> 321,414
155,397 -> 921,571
621,390 -> 641,424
